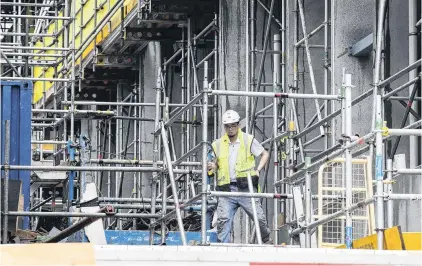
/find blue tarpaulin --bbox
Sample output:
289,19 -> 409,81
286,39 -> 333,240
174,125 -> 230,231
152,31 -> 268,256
104,230 -> 218,245
71,230 -> 218,245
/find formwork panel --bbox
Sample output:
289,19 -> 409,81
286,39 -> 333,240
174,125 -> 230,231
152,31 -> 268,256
32,0 -> 138,104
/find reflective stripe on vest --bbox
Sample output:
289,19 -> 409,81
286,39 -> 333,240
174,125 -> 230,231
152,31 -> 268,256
211,129 -> 257,186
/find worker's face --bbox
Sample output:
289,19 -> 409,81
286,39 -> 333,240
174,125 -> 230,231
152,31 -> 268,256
224,122 -> 239,137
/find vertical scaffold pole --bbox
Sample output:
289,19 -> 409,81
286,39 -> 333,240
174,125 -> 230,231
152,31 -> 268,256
201,61 -> 210,244
375,95 -> 385,250
386,159 -> 393,228
344,73 -> 353,249
273,33 -> 281,244
304,157 -> 312,248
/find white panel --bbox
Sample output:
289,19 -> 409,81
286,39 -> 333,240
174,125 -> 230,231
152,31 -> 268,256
81,182 -> 107,244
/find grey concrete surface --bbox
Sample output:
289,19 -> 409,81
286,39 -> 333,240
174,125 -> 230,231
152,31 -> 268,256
137,42 -> 162,199
219,0 -> 248,117
388,0 -> 421,232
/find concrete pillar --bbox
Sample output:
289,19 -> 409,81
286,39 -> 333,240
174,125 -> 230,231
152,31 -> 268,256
218,0 -> 250,244
218,0 -> 247,117
80,105 -> 97,187
139,42 -> 162,198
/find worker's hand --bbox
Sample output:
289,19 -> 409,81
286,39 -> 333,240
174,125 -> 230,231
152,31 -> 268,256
255,169 -> 260,176
208,162 -> 216,171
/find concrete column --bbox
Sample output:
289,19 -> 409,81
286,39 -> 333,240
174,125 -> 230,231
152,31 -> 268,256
219,0 -> 247,117
139,42 -> 162,199
218,0 -> 248,244
80,105 -> 97,187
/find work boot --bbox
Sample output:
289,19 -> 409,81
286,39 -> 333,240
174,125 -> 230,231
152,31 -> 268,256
262,234 -> 273,244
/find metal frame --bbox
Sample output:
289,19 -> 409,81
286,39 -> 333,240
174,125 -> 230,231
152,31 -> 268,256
0,0 -> 420,249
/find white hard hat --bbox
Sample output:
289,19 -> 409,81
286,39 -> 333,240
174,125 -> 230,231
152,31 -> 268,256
222,110 -> 240,124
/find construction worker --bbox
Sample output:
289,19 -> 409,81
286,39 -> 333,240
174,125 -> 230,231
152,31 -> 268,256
208,110 -> 272,243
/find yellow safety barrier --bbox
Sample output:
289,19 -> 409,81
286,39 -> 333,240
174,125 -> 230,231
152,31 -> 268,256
402,232 -> 422,250
336,226 -> 421,250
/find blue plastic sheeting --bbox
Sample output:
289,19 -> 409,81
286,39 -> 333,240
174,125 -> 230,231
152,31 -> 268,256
103,230 -> 218,245
1,81 -> 32,229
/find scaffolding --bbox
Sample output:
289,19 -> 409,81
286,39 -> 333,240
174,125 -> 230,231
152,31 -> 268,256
0,0 -> 421,250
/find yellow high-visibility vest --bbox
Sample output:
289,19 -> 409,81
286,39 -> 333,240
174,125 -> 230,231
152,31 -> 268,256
212,129 -> 257,186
